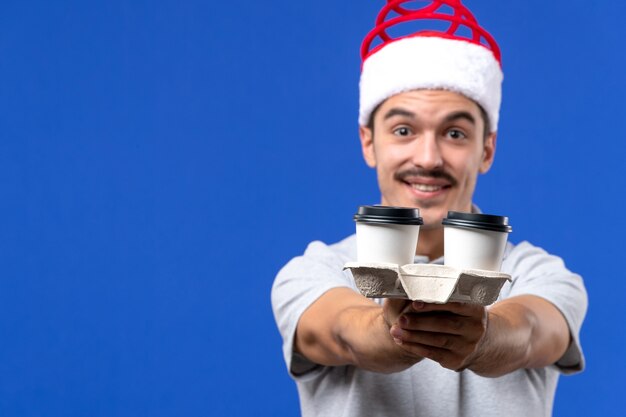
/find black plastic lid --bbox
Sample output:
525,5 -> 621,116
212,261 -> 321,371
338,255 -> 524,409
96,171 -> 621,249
353,205 -> 423,225
441,211 -> 512,233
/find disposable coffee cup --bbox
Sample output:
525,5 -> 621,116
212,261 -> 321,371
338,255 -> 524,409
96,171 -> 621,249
442,211 -> 512,271
354,205 -> 423,265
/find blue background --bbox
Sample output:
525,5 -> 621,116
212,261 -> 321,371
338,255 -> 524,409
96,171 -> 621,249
0,1 -> 623,415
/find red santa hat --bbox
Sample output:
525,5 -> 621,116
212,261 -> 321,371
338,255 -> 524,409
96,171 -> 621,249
359,0 -> 503,132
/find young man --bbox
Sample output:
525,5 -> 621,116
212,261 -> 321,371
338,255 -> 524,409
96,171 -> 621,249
272,1 -> 587,416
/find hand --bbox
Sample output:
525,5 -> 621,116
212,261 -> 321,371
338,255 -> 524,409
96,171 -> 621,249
389,301 -> 488,372
382,298 -> 413,329
378,298 -> 427,367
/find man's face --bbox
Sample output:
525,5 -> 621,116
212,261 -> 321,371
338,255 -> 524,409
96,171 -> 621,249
359,90 -> 497,229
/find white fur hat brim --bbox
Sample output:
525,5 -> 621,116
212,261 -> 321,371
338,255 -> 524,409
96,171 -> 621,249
359,36 -> 503,132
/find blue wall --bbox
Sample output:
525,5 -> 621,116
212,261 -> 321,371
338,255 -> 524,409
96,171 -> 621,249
0,1 -> 623,415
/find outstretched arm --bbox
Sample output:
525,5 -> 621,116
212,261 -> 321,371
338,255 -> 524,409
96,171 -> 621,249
295,287 -> 425,374
390,295 -> 570,377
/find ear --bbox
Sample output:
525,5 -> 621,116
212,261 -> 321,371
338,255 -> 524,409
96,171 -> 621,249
359,125 -> 377,168
479,132 -> 497,174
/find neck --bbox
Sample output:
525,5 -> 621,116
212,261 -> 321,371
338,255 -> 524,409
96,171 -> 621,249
416,226 -> 444,261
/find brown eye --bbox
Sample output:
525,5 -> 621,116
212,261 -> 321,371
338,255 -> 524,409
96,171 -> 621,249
447,129 -> 467,140
393,127 -> 411,136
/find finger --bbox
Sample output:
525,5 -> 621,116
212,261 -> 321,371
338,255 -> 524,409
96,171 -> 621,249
412,301 -> 485,317
398,313 -> 483,336
393,341 -> 465,371
384,299 -> 412,315
391,326 -> 459,350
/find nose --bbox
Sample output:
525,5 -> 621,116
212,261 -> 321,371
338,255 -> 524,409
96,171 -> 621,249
410,132 -> 443,170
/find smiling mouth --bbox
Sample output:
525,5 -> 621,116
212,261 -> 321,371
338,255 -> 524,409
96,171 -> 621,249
402,180 -> 453,198
409,183 -> 450,192
395,168 -> 457,198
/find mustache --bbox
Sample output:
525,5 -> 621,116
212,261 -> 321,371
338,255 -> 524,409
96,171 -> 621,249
394,167 -> 457,186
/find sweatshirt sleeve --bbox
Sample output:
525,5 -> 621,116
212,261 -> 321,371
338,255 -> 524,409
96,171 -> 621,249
271,239 -> 357,380
500,241 -> 588,374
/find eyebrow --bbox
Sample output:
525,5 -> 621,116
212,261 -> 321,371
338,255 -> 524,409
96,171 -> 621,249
443,111 -> 476,126
383,108 -> 416,120
382,108 -> 477,126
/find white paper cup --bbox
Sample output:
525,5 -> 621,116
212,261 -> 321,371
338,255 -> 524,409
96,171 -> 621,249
442,211 -> 512,271
354,206 -> 423,265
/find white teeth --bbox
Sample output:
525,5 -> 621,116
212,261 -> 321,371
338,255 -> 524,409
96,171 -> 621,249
412,184 -> 443,192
